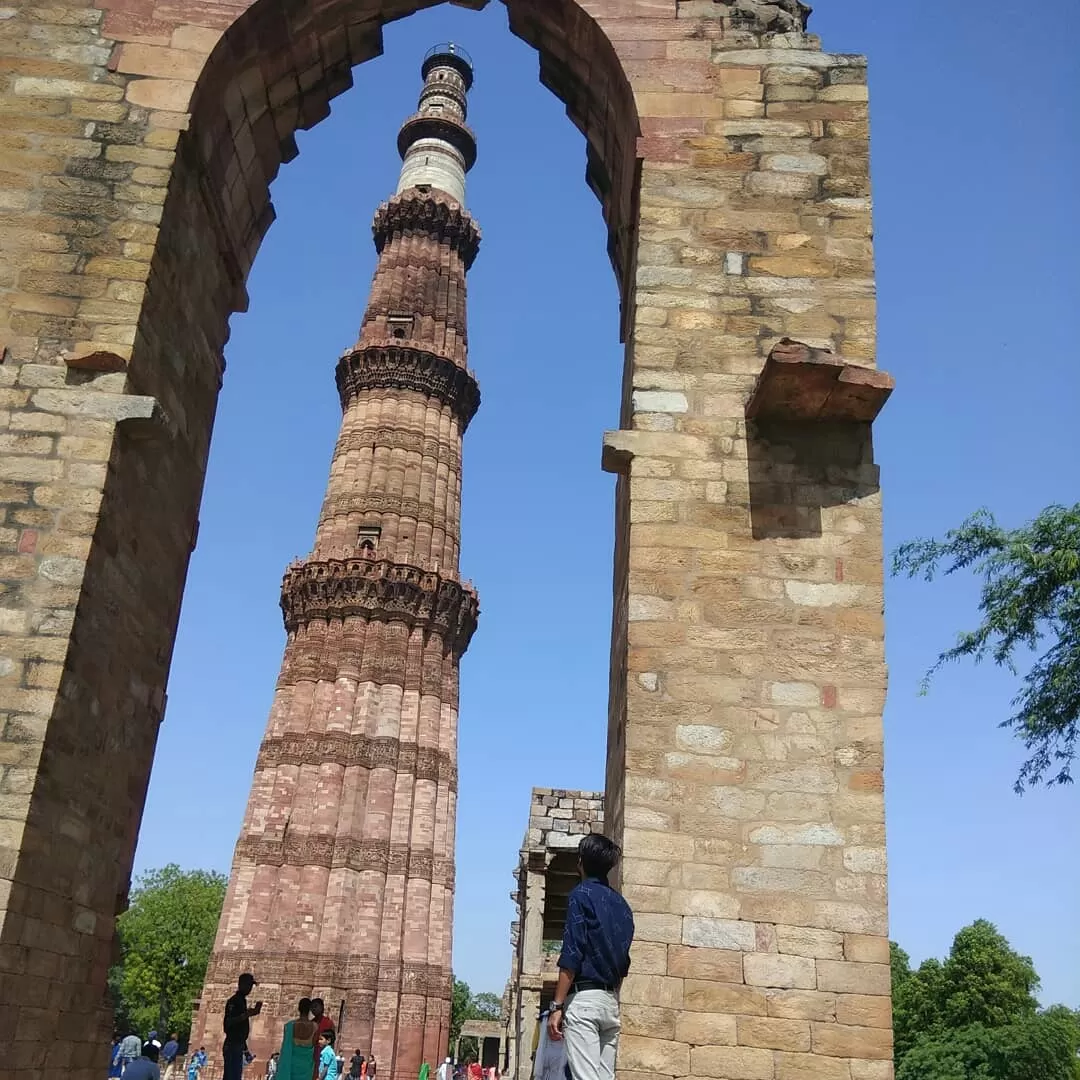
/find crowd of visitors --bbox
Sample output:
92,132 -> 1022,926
109,1031 -> 208,1080
106,837 -> 631,1080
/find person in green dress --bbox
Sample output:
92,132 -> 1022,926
278,998 -> 318,1080
418,1063 -> 430,1080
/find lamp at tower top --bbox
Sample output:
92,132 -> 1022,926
422,42 -> 474,90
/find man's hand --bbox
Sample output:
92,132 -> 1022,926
250,1001 -> 263,1016
547,1007 -> 564,1042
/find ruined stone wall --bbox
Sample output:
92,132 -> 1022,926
0,1 -> 891,1078
507,789 -> 605,1080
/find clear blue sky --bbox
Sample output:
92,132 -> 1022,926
134,1 -> 1079,1008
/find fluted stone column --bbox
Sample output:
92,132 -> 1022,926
191,46 -> 481,1080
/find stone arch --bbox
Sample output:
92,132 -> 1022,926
0,1 -> 896,1076
160,0 -> 640,350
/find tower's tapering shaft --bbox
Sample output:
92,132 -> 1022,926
192,47 -> 481,1080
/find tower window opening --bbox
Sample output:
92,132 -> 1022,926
357,525 -> 382,552
388,314 -> 413,339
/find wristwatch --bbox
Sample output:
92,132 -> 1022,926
549,1003 -> 565,1014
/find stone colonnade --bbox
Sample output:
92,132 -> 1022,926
0,1 -> 894,1078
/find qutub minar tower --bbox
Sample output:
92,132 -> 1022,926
192,46 -> 481,1078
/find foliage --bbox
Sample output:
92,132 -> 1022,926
892,920 -> 1079,1080
456,1038 -> 479,1065
897,1013 -> 1080,1080
450,979 -> 472,1048
469,993 -> 503,1021
893,920 -> 1039,1060
449,980 -> 503,1059
892,503 -> 1080,790
110,865 -> 227,1040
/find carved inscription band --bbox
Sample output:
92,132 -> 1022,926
333,428 -> 463,472
336,344 -> 480,428
280,556 -> 479,654
234,833 -> 454,884
206,951 -> 452,997
373,190 -> 481,268
256,731 -> 458,790
319,492 -> 458,531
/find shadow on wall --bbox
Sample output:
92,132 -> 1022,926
747,420 -> 880,540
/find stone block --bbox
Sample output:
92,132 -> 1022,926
630,940 -> 670,975
774,925 -> 844,960
737,1015 -> 810,1052
815,960 -> 890,995
849,1062 -> 894,1079
673,1010 -> 738,1046
621,974 -> 684,1010
683,980 -> 767,1017
775,1052 -> 852,1080
843,934 -> 889,964
812,1022 -> 892,1059
669,946 -> 745,982
836,995 -> 892,1029
682,917 -> 757,951
744,953 -> 817,989
690,1045 -> 774,1080
766,989 -> 837,1021
619,1035 -> 690,1075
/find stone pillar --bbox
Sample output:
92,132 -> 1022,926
603,16 -> 894,1080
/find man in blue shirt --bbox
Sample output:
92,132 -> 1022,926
161,1032 -> 180,1080
547,833 -> 634,1080
123,1041 -> 163,1080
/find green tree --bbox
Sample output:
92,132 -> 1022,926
448,980 -> 503,1060
469,992 -> 503,1021
892,921 -> 1078,1079
937,921 -> 1039,1031
897,1013 -> 1080,1080
110,865 -> 227,1039
893,503 -> 1080,791
892,920 -> 1039,1061
450,978 -> 472,1049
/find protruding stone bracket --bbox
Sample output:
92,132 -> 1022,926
602,429 -> 705,475
601,430 -> 635,475
115,396 -> 176,442
63,350 -> 128,373
28,386 -> 175,440
746,339 -> 895,424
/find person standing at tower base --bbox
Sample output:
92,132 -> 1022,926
223,973 -> 262,1080
547,835 -> 635,1080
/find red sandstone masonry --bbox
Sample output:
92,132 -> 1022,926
0,2 -> 891,1079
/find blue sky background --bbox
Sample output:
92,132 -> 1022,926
133,1 -> 1079,1006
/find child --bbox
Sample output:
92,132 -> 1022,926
318,1031 -> 339,1080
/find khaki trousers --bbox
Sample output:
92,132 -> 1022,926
563,990 -> 620,1080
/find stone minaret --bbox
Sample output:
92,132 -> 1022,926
192,45 -> 480,1079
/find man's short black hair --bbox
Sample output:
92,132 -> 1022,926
320,1030 -> 335,1047
578,833 -> 622,878
311,998 -> 324,1011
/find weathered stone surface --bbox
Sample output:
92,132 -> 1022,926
744,953 -> 818,990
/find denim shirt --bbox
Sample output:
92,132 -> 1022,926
557,876 -> 634,987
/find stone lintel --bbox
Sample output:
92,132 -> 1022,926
747,338 -> 894,423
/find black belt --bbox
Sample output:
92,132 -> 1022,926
572,979 -> 616,993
